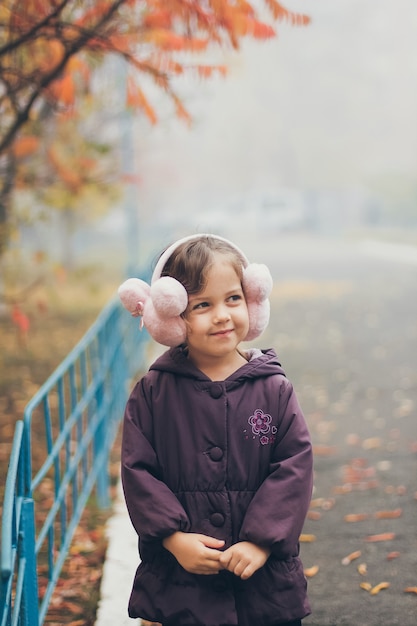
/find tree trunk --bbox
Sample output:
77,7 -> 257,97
0,153 -> 16,259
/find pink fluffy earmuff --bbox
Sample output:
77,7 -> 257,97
118,234 -> 273,347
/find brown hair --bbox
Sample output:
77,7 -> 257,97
160,235 -> 246,295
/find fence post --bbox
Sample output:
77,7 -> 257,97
94,325 -> 110,509
20,498 -> 39,626
94,383 -> 109,509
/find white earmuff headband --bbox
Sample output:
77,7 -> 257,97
118,234 -> 273,346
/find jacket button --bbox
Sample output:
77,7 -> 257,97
209,384 -> 223,399
210,512 -> 225,527
209,446 -> 223,461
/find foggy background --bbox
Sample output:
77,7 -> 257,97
21,0 -> 417,272
115,0 -> 417,264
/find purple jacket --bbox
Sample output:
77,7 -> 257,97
121,347 -> 313,626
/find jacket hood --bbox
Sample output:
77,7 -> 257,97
149,345 -> 286,382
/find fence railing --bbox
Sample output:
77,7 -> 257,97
1,295 -> 149,626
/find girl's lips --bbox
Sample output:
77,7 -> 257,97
211,329 -> 233,336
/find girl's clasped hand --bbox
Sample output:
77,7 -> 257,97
163,531 -> 271,580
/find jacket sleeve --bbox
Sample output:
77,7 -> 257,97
121,379 -> 191,541
238,378 -> 313,559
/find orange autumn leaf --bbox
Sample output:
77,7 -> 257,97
172,94 -> 192,124
34,38 -> 65,72
127,79 -> 158,124
312,444 -> 337,456
365,532 -> 396,543
142,10 -> 172,29
370,582 -> 390,595
341,550 -> 361,565
360,581 -> 390,595
306,510 -> 321,521
66,56 -> 91,82
148,29 -> 187,51
48,74 -> 76,106
13,135 -> 39,158
344,513 -> 369,523
309,497 -> 335,510
304,565 -> 319,578
374,508 -> 402,519
404,587 -> 417,594
299,534 -> 316,543
11,304 -> 30,333
183,38 -> 209,52
245,18 -> 276,39
75,2 -> 115,28
25,0 -> 50,19
342,458 -> 376,483
232,13 -> 275,39
264,0 -> 310,25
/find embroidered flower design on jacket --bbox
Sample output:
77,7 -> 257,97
247,409 -> 277,445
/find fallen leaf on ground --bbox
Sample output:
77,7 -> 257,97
309,497 -> 335,510
304,565 -> 319,578
360,582 -> 372,592
346,433 -> 361,446
362,437 -> 383,450
342,459 -> 376,483
365,532 -> 396,542
333,485 -> 353,494
404,587 -> 417,594
387,551 -> 400,560
307,510 -> 321,520
374,508 -> 402,519
357,563 -> 367,576
344,513 -> 369,522
299,534 -> 316,542
313,445 -> 338,456
341,550 -> 361,565
370,582 -> 390,595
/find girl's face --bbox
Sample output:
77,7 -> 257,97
184,257 -> 249,368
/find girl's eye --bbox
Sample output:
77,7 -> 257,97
228,294 -> 242,302
193,301 -> 209,310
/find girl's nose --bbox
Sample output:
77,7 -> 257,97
213,305 -> 231,323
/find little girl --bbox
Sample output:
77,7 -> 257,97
118,234 -> 313,626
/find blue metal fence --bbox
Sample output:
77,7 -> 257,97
1,295 -> 149,626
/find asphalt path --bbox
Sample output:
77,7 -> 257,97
255,233 -> 417,626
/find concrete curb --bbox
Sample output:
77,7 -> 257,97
95,480 -> 141,626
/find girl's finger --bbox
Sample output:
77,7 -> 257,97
239,564 -> 255,580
